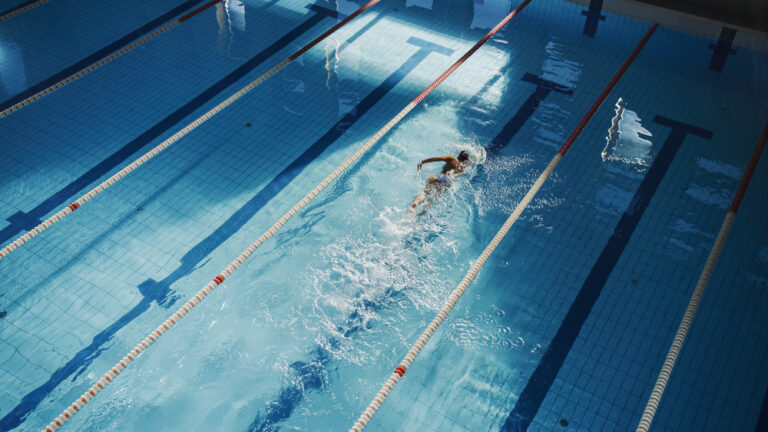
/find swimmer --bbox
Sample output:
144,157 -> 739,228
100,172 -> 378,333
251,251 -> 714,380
408,151 -> 470,213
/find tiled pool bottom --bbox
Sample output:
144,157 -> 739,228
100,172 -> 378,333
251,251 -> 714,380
0,0 -> 767,431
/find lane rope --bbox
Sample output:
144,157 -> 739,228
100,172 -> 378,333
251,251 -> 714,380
0,0 -> 222,119
349,22 -> 657,432
636,121 -> 768,432
38,1 -> 389,430
0,0 -> 383,262
42,0 -> 540,429
0,0 -> 50,22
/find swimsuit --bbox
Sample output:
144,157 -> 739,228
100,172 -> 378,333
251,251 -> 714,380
436,174 -> 450,184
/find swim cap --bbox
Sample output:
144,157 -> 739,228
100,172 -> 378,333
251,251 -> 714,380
458,151 -> 469,161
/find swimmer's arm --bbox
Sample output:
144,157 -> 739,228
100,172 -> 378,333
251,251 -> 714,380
417,156 -> 457,172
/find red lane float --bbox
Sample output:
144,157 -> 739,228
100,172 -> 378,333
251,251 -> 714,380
559,24 -> 656,155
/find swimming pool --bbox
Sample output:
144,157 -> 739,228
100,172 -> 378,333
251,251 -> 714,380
1,0 -> 767,430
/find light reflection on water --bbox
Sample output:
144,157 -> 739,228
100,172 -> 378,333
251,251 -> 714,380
602,97 -> 653,168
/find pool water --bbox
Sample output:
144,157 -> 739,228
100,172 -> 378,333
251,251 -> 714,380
0,0 -> 767,431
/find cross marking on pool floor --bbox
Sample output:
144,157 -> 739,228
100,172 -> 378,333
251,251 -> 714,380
489,72 -> 574,154
502,115 -> 713,431
0,4 -> 347,429
708,27 -> 738,72
0,34 -> 453,432
581,0 -> 606,37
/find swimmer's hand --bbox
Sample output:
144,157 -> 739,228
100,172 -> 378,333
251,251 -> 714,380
417,161 -> 422,173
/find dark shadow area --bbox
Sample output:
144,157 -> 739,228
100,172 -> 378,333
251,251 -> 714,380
637,0 -> 768,32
